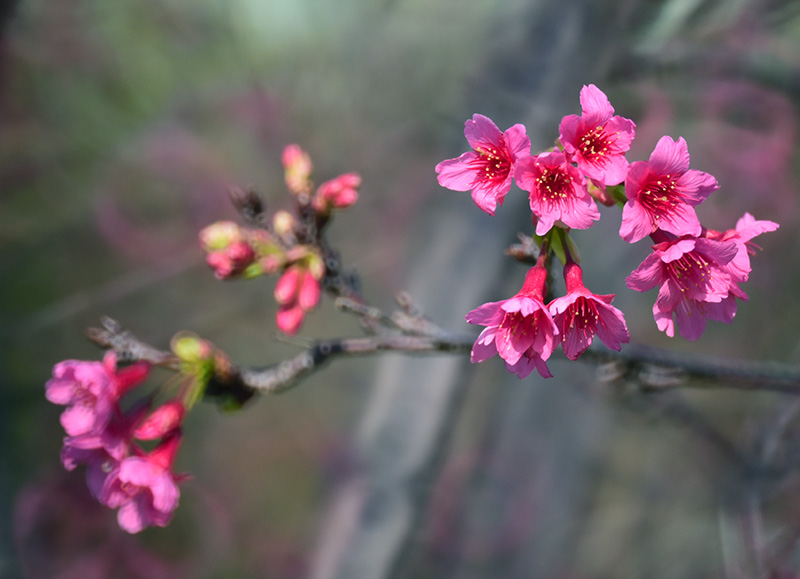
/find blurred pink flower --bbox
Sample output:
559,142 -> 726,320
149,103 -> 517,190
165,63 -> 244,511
620,136 -> 718,243
102,431 -> 184,534
515,151 -> 600,235
46,353 -> 149,437
548,262 -> 629,360
436,114 -> 530,215
559,84 -> 635,186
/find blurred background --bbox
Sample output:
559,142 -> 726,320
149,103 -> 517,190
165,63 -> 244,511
2,0 -> 800,577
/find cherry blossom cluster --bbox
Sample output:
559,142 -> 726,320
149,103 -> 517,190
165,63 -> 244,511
436,84 -> 778,377
199,144 -> 360,335
45,352 -> 188,533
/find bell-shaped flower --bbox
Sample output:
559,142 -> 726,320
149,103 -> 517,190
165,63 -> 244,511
46,352 -> 149,437
465,266 -> 558,378
101,430 -> 184,534
548,262 -> 630,360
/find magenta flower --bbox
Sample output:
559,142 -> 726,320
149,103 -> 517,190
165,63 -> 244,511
465,266 -> 558,379
515,151 -> 600,235
435,114 -> 531,216
705,212 -> 779,284
548,263 -> 630,359
559,84 -> 635,186
626,235 -> 739,340
619,136 -> 719,243
45,353 -> 150,437
102,431 -> 183,534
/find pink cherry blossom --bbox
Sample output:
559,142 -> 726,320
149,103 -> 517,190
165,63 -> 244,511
704,213 -> 779,283
102,431 -> 183,534
548,262 -> 630,359
620,136 -> 719,243
515,151 -> 600,235
559,84 -> 635,186
435,114 -> 531,216
45,353 -> 150,437
626,234 -> 739,340
465,266 -> 558,379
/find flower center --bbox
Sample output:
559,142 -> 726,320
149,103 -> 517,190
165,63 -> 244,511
579,125 -> 615,163
666,250 -> 713,295
474,144 -> 511,185
640,174 -> 684,219
565,297 -> 600,333
535,166 -> 572,204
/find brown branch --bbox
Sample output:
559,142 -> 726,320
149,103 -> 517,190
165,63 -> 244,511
86,316 -> 800,405
581,344 -> 800,394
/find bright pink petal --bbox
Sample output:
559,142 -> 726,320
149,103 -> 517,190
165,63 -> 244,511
504,123 -> 532,159
657,203 -> 702,238
464,114 -> 503,150
579,84 -> 614,126
648,136 -> 690,175
435,152 -> 478,191
465,301 -> 504,326
619,201 -> 654,243
626,253 -> 664,292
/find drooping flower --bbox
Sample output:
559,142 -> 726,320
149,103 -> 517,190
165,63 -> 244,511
45,353 -> 149,437
619,136 -> 719,243
101,431 -> 184,534
465,266 -> 558,378
559,84 -> 636,186
435,114 -> 531,216
515,151 -> 600,235
548,262 -> 630,359
626,234 -> 739,340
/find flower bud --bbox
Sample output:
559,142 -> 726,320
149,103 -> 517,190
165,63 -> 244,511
199,221 -> 241,252
273,210 -> 296,239
276,303 -> 305,335
133,400 -> 186,441
274,266 -> 302,305
298,272 -> 321,311
314,172 -> 361,212
282,144 -> 313,195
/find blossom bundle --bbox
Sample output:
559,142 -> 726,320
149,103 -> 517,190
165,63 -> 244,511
437,84 -> 778,376
199,145 -> 360,335
46,352 -> 188,533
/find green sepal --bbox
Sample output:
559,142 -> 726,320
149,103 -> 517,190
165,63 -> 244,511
606,184 -> 628,208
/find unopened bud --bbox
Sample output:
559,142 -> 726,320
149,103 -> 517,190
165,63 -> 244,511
134,400 -> 186,441
282,144 -> 313,195
314,173 -> 360,211
273,210 -> 296,238
199,221 -> 241,252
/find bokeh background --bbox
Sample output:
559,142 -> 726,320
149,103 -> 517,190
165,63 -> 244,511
2,0 -> 800,577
